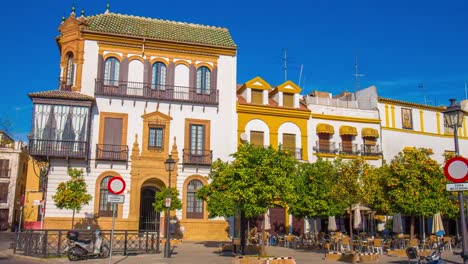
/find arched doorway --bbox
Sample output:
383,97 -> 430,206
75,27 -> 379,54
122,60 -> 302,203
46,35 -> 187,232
139,186 -> 161,231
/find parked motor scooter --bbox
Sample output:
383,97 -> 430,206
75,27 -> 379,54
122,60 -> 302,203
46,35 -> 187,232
64,230 -> 110,261
406,241 -> 447,264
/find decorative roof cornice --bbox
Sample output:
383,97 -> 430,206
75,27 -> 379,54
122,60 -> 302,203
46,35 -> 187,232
378,97 -> 446,111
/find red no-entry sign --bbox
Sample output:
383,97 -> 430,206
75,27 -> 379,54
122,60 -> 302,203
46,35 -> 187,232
108,177 -> 126,195
444,156 -> 468,183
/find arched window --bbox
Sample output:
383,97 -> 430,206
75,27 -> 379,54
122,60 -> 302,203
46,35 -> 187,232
196,66 -> 210,94
104,57 -> 120,86
98,176 -> 115,217
152,62 -> 166,90
65,53 -> 75,87
186,179 -> 203,219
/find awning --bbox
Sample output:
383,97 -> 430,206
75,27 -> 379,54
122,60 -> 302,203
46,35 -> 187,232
362,127 -> 379,138
339,125 -> 357,136
316,123 -> 334,134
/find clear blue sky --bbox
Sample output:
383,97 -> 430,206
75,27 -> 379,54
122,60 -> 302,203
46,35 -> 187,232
2,0 -> 468,140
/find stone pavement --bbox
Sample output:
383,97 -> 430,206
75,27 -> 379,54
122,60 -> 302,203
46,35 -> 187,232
0,241 -> 466,264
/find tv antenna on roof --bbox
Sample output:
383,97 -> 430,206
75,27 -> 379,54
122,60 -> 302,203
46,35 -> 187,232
283,49 -> 288,81
418,82 -> 427,105
353,56 -> 365,94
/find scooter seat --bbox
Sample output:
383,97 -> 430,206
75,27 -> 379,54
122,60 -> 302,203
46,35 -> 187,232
77,239 -> 92,244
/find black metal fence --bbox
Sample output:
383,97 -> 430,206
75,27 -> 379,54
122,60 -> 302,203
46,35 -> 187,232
13,229 -> 161,258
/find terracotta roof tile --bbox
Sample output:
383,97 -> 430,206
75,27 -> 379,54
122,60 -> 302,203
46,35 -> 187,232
83,13 -> 236,48
28,90 -> 95,101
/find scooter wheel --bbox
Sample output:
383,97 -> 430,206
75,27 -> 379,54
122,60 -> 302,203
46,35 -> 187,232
67,246 -> 81,261
100,245 -> 110,259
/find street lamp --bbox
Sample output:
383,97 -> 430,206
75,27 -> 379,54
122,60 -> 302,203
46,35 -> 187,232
164,155 -> 176,258
443,98 -> 468,263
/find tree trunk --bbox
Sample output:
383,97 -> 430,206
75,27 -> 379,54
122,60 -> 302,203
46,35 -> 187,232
260,229 -> 266,257
72,209 -> 75,229
240,211 -> 246,255
313,217 -> 318,244
349,206 -> 354,252
410,216 -> 415,241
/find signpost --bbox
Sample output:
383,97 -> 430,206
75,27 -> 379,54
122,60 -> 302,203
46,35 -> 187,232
107,177 -> 126,264
444,156 -> 468,183
446,183 -> 468,192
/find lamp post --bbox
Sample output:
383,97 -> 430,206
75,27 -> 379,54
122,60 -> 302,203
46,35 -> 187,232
443,98 -> 468,263
164,155 -> 176,258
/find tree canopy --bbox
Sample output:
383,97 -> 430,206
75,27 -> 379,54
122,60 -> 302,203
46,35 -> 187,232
153,187 -> 182,212
52,168 -> 92,228
288,158 -> 342,218
197,143 -> 299,218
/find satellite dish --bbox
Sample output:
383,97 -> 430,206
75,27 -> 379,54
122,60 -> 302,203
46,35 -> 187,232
240,133 -> 248,141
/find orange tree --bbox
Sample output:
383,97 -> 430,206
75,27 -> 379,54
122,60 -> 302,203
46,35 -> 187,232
383,148 -> 458,239
52,168 -> 92,228
332,157 -> 372,251
197,143 -> 299,255
288,158 -> 342,237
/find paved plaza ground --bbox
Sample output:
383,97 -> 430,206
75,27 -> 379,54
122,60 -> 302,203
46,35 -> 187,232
0,236 -> 467,264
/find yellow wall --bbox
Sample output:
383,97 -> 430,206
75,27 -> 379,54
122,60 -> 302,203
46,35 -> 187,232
23,158 -> 43,226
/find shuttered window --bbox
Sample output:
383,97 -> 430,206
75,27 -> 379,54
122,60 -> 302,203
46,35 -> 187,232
251,90 -> 263,104
283,93 -> 294,107
250,131 -> 264,147
102,118 -> 123,160
318,134 -> 332,152
0,183 -> 8,203
341,135 -> 353,153
0,160 -> 9,178
282,134 -> 296,150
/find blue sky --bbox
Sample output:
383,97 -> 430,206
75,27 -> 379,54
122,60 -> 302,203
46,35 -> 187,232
2,0 -> 468,140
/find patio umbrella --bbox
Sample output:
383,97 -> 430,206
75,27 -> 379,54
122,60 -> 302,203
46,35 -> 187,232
328,216 -> 337,231
431,212 -> 444,235
264,210 -> 271,230
353,204 -> 362,229
392,213 -> 403,234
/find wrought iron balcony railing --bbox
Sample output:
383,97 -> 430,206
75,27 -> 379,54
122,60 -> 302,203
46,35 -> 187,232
29,139 -> 88,159
95,79 -> 219,105
0,169 -> 9,178
282,147 -> 303,160
182,149 -> 212,166
96,144 -> 128,161
314,141 -> 336,154
361,144 -> 381,156
339,143 -> 359,155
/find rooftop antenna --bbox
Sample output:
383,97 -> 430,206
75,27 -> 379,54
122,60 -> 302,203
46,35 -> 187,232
352,56 -> 365,95
418,82 -> 427,105
298,64 -> 303,87
283,49 -> 288,81
465,82 -> 467,100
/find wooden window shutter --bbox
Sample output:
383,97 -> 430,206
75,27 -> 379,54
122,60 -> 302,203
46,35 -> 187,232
283,134 -> 296,149
283,93 -> 294,107
251,90 -> 263,104
363,137 -> 377,145
250,131 -> 264,147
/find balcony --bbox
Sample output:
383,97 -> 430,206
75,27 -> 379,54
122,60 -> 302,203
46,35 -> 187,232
96,144 -> 128,161
362,144 -> 381,156
95,79 -> 219,105
182,149 -> 212,166
29,139 -> 88,159
339,143 -> 359,155
0,169 -> 9,178
282,147 -> 303,160
314,141 -> 336,154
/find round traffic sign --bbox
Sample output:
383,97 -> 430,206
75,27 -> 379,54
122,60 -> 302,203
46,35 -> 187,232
444,156 -> 468,183
108,177 -> 126,195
